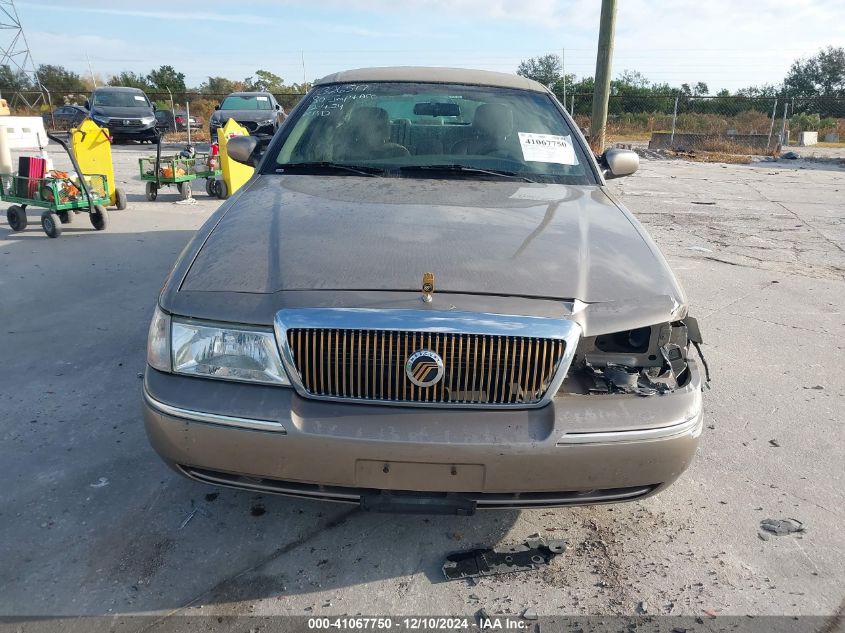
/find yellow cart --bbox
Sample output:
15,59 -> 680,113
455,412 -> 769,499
71,119 -> 127,210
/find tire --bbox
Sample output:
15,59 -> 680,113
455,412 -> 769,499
114,187 -> 128,210
205,178 -> 215,197
57,210 -> 73,224
217,180 -> 229,200
178,181 -> 192,200
145,182 -> 158,201
7,205 -> 27,231
41,212 -> 62,238
90,205 -> 109,231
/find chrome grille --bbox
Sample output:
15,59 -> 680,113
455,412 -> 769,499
286,329 -> 566,406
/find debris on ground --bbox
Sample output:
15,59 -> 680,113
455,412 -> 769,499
522,607 -> 539,620
781,151 -> 799,160
760,518 -> 804,536
179,508 -> 198,530
442,534 -> 566,580
638,600 -> 648,614
768,439 -> 780,447
476,608 -> 490,627
89,477 -> 109,488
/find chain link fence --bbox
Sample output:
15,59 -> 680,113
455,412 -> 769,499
2,90 -> 308,140
562,93 -> 845,152
4,87 -> 844,152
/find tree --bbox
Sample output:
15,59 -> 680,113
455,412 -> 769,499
693,81 -> 709,96
199,76 -> 236,95
108,71 -> 151,90
244,69 -> 285,93
146,65 -> 186,93
35,64 -> 84,92
615,69 -> 650,90
0,64 -> 32,92
784,46 -> 845,97
516,54 -> 562,87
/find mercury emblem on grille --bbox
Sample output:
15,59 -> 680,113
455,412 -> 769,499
405,349 -> 444,388
421,272 -> 434,303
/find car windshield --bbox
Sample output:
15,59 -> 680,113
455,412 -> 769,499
221,95 -> 273,110
272,82 -> 595,185
92,91 -> 150,108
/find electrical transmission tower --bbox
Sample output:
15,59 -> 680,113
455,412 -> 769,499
0,0 -> 47,107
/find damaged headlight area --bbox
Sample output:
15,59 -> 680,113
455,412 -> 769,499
558,317 -> 708,397
146,306 -> 290,386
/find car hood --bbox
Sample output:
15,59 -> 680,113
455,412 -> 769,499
182,175 -> 684,307
93,107 -> 152,118
211,109 -> 275,122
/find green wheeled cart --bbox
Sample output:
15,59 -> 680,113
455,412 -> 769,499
139,134 -> 221,200
2,133 -> 111,239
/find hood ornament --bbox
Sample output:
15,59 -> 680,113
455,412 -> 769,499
421,272 -> 434,303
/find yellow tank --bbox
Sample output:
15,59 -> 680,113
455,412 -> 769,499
217,118 -> 254,199
71,120 -> 127,209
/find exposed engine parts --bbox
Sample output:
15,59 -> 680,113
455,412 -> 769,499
563,317 -> 709,396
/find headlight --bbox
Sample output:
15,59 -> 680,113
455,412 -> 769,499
140,116 -> 155,125
147,306 -> 171,372
171,318 -> 289,385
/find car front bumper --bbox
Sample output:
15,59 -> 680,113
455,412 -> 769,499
108,121 -> 157,138
143,361 -> 703,509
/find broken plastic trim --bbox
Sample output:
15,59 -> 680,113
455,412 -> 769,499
442,534 -> 566,580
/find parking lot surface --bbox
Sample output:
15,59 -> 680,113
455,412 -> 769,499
1,143 -> 843,625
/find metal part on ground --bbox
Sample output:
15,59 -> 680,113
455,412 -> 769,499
442,535 -> 566,580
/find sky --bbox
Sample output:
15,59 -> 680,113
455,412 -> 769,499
10,0 -> 845,93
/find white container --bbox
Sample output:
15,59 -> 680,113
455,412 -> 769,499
798,131 -> 818,146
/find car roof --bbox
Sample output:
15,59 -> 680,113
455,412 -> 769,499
226,92 -> 273,97
93,86 -> 147,93
314,67 -> 549,93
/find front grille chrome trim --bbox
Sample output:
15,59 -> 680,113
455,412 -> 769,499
274,309 -> 581,409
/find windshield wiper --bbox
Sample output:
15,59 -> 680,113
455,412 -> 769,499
398,164 -> 536,183
275,162 -> 384,177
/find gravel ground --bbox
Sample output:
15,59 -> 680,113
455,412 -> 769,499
0,143 -> 843,629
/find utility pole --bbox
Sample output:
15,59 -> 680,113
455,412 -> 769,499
561,48 -> 566,108
0,0 -> 47,108
589,0 -> 617,153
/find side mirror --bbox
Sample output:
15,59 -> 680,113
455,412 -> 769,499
214,104 -> 220,111
227,135 -> 259,166
84,100 -> 90,110
152,102 -> 157,111
275,103 -> 281,110
601,148 -> 639,179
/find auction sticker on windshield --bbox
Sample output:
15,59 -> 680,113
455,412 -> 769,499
518,133 -> 577,165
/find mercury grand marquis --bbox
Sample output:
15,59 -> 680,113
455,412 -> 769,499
143,67 -> 706,514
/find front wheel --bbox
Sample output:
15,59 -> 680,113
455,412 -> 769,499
205,178 -> 216,197
58,210 -> 73,224
217,180 -> 229,200
90,205 -> 109,231
41,212 -> 62,238
145,181 -> 158,201
114,187 -> 128,210
178,181 -> 192,200
7,205 -> 27,231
